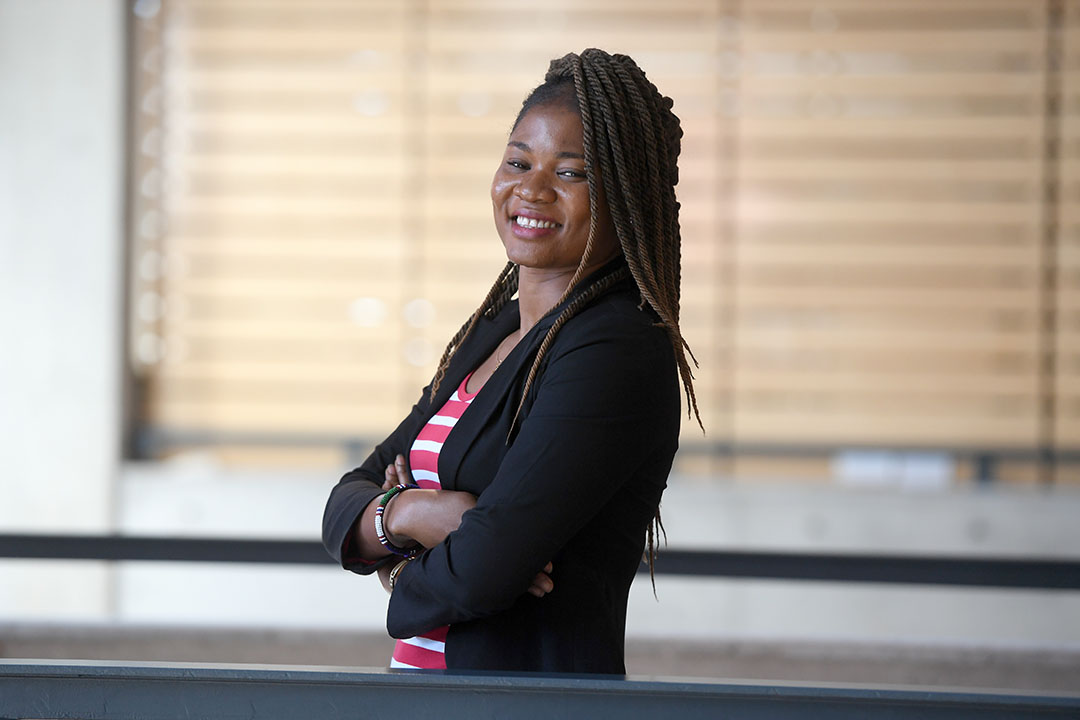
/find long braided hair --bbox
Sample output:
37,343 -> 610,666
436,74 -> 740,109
429,49 -> 701,583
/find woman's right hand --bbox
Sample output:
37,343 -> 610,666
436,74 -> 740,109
528,562 -> 554,598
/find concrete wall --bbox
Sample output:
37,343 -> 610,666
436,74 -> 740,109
0,0 -> 125,617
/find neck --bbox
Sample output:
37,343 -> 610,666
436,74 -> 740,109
516,266 -> 577,331
515,251 -> 621,332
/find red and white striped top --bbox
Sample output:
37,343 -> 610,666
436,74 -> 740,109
389,372 -> 479,669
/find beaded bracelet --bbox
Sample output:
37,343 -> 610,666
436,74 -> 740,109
374,483 -> 419,557
388,557 -> 413,592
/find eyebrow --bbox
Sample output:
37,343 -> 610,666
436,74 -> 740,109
507,141 -> 584,160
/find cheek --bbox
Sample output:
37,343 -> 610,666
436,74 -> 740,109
491,170 -> 513,202
491,176 -> 511,237
589,194 -> 619,251
573,189 -> 596,225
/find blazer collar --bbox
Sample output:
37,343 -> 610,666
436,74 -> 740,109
429,258 -> 633,487
434,256 -> 632,408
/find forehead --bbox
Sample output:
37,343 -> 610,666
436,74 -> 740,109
508,104 -> 584,151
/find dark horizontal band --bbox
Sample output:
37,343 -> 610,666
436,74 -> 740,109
2,534 -> 1077,589
1,660 -> 1078,720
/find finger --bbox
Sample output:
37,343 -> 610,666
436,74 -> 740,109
383,464 -> 397,489
396,454 -> 415,485
530,572 -> 554,595
528,580 -> 552,597
528,572 -> 552,597
543,562 -> 553,574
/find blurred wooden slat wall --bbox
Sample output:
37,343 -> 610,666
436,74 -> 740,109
136,1 -> 415,442
733,0 -> 1046,451
128,0 -> 1074,481
1058,0 -> 1080,463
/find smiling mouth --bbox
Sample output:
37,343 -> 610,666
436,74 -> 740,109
514,215 -> 560,230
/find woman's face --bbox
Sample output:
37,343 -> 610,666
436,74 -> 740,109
491,103 -> 619,275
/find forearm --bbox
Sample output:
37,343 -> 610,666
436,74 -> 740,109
385,489 -> 476,550
350,494 -> 394,562
346,486 -> 476,566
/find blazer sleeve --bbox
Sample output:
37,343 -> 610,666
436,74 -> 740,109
386,314 -> 678,637
321,381 -> 435,574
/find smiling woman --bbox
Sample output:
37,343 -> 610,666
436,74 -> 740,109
493,104 -> 621,278
322,49 -> 699,673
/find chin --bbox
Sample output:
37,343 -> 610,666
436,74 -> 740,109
501,240 -> 543,268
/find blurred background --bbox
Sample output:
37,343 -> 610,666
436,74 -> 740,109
1,0 -> 1079,690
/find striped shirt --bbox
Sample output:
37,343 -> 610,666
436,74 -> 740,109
389,372 -> 478,669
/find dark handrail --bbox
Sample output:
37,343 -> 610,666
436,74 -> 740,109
1,660 -> 1078,719
2,534 -> 1079,589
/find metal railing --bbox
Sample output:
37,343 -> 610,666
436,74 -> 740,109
2,660 -> 1079,719
2,533 -> 1080,589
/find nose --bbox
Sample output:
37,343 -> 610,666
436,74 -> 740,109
513,170 -> 556,203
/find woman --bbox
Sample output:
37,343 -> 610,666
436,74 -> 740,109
322,49 -> 700,674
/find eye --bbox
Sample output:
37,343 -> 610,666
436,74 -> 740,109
558,169 -> 586,180
506,159 -> 528,171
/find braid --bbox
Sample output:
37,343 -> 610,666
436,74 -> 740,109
544,49 -> 702,588
429,261 -> 518,400
433,50 -> 700,589
508,265 -> 631,437
545,50 -> 701,431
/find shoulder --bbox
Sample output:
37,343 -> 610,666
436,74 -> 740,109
520,282 -> 681,440
549,284 -> 674,364
536,284 -> 679,419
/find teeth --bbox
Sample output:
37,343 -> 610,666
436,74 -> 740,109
515,216 -> 557,229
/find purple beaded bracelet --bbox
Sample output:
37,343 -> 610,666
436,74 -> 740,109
374,483 -> 419,557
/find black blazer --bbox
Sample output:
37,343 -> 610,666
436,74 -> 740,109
322,267 -> 680,673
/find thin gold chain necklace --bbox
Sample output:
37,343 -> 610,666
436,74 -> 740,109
495,313 -> 542,367
495,332 -> 516,366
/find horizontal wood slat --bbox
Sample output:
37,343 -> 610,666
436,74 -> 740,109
128,0 -> 1072,480
1055,0 -> 1080,449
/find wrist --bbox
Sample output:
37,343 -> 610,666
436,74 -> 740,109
383,490 -> 413,547
374,484 -> 420,557
388,557 -> 413,592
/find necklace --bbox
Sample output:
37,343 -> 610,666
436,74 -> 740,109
494,317 -> 539,367
495,333 -> 516,367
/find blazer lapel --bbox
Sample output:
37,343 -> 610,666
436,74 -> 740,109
435,300 -> 558,491
432,258 -> 633,491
